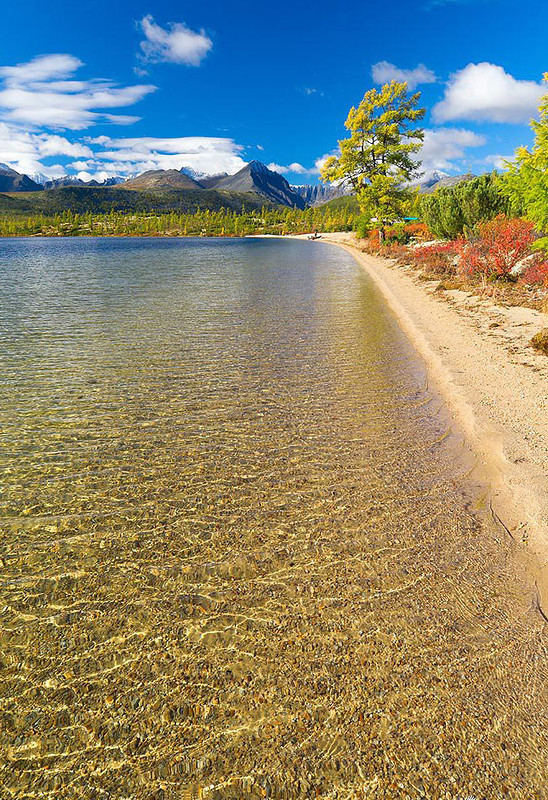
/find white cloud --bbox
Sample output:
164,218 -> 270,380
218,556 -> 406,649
419,127 -> 486,171
0,122 -> 93,175
0,54 -> 83,83
75,170 -> 114,183
82,135 -> 247,178
138,15 -> 213,66
0,54 -> 155,130
303,87 -> 324,97
484,153 -> 514,170
267,162 -> 309,175
313,153 -> 335,174
433,63 -> 544,123
267,153 -> 339,178
371,61 -> 437,90
69,160 -> 93,171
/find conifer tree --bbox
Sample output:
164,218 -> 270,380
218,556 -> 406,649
500,73 -> 548,249
321,81 -> 424,239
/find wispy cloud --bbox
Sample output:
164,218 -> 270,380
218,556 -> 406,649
372,61 -> 437,90
137,15 -> 213,66
0,54 -> 155,130
433,62 -> 544,123
302,87 -> 324,97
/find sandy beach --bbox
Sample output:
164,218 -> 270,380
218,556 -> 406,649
283,232 -> 548,616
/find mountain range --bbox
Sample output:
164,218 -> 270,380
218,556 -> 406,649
200,161 -> 308,209
0,160 -> 476,212
0,164 -> 42,192
123,170 -> 203,191
290,184 -> 348,207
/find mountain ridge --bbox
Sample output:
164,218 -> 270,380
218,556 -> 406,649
290,184 -> 349,207
204,161 -> 307,208
123,170 -> 204,191
0,165 -> 41,192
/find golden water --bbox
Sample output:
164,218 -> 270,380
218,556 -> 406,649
1,238 -> 547,798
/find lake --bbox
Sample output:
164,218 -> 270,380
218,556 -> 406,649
1,237 -> 546,798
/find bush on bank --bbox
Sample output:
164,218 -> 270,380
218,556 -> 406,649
419,174 -> 513,239
359,216 -> 548,295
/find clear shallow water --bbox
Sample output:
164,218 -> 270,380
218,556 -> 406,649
0,237 -> 547,798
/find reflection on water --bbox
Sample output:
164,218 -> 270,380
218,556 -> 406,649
1,237 -> 547,798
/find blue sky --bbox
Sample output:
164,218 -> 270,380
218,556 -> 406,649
0,0 -> 546,184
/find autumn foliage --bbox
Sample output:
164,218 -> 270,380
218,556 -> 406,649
410,241 -> 459,275
455,216 -> 537,279
520,259 -> 548,287
396,216 -> 547,296
363,222 -> 431,251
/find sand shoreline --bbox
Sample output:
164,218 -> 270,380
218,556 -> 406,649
262,232 -> 548,614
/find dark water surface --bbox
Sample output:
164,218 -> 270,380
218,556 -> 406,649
1,238 -> 546,798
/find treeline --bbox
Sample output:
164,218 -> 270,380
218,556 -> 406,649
0,205 -> 357,238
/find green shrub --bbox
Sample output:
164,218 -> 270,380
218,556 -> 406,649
354,215 -> 370,239
419,173 -> 512,239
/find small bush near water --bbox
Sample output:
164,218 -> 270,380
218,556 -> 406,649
531,329 -> 548,354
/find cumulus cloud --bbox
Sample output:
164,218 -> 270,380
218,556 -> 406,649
0,54 -> 155,130
433,63 -> 544,123
0,122 -> 93,175
267,153 -> 336,177
371,61 -> 437,90
78,135 -> 247,179
418,127 -> 486,171
138,15 -> 213,66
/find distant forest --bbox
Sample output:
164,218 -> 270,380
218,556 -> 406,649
0,204 -> 357,237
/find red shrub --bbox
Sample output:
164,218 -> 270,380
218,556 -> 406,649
457,217 -> 537,280
383,243 -> 410,263
411,241 -> 459,275
521,260 -> 548,287
366,229 -> 382,251
405,222 -> 431,241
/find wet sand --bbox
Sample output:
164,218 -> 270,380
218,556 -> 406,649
1,237 -> 547,798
